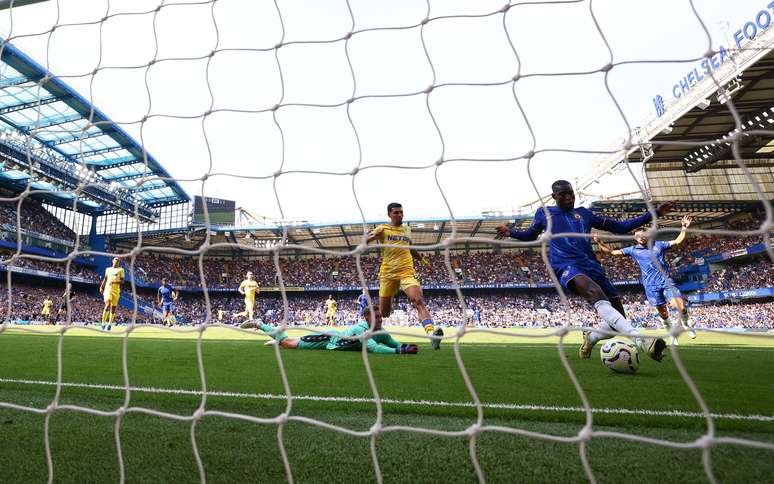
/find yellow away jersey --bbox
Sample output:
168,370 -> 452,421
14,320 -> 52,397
217,309 -> 225,320
326,299 -> 337,312
42,299 -> 53,310
239,279 -> 260,301
104,267 -> 125,290
375,223 -> 415,278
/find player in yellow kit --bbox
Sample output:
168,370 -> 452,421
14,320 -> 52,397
325,295 -> 338,325
367,202 -> 442,349
99,257 -> 125,331
232,271 -> 260,322
40,297 -> 53,324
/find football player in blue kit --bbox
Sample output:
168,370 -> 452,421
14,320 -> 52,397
595,215 -> 696,345
156,278 -> 178,326
497,180 -> 674,362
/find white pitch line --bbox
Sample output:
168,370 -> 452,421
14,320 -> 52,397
0,377 -> 772,422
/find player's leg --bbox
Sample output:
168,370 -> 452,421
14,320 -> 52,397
232,300 -> 249,321
669,297 -> 696,339
403,279 -> 442,350
655,302 -> 678,345
378,278 -> 399,317
645,285 -> 675,344
669,293 -> 695,339
608,296 -> 626,319
569,271 -> 665,361
106,289 -> 119,331
246,299 -> 255,320
101,297 -> 111,330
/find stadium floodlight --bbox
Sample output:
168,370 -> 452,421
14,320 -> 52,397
661,125 -> 673,134
697,98 -> 711,110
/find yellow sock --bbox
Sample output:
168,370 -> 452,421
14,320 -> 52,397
101,310 -> 108,324
109,312 -> 116,324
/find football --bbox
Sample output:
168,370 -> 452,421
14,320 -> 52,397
600,339 -> 640,374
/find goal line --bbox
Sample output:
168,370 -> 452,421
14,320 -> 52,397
1,377 -> 771,423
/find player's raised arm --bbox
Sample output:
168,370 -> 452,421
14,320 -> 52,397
366,225 -> 385,244
495,209 -> 546,241
593,235 -> 624,256
667,215 -> 692,247
589,201 -> 675,235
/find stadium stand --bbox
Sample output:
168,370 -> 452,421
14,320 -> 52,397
704,257 -> 774,292
0,192 -> 77,243
4,278 -> 772,331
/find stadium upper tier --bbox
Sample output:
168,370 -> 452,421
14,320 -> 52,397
108,199 -> 767,253
0,40 -> 188,221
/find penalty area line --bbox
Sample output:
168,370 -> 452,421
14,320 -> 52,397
0,377 -> 772,422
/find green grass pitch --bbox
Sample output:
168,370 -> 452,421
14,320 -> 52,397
0,326 -> 772,483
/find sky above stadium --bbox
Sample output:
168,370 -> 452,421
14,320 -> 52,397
0,0 -> 768,224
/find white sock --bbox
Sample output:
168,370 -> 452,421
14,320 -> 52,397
587,320 -> 612,345
680,310 -> 690,327
593,300 -> 644,350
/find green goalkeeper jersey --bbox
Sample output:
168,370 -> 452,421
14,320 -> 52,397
297,321 -> 400,354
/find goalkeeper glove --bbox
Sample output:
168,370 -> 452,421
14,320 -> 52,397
397,343 -> 418,354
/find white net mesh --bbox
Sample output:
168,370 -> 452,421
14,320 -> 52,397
0,1 -> 773,483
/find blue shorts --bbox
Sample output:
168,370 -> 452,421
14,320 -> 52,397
556,263 -> 618,299
644,281 -> 681,307
161,302 -> 174,313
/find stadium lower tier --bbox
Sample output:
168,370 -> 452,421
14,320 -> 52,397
2,280 -> 771,330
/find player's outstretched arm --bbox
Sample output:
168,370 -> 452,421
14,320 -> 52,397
589,201 -> 675,235
593,235 -> 624,256
496,209 -> 546,241
371,331 -> 401,349
667,215 -> 692,247
366,338 -> 417,354
366,225 -> 385,244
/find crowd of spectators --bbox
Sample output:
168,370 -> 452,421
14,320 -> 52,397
129,250 -> 631,289
0,196 -> 76,243
0,283 -> 140,325
704,258 -> 774,292
128,241 -> 762,290
2,281 -> 772,331
0,250 -> 100,281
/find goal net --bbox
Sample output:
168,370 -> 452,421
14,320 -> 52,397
0,0 -> 772,482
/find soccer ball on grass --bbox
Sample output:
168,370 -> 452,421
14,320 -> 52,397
600,339 -> 640,374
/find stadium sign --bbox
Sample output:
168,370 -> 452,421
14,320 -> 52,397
652,1 -> 774,115
688,286 -> 774,302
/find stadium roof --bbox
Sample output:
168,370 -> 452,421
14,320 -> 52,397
629,28 -> 774,203
109,199 -> 764,253
0,40 -> 188,221
638,48 -> 774,166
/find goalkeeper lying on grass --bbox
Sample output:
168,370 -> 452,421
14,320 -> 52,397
241,307 -> 418,354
